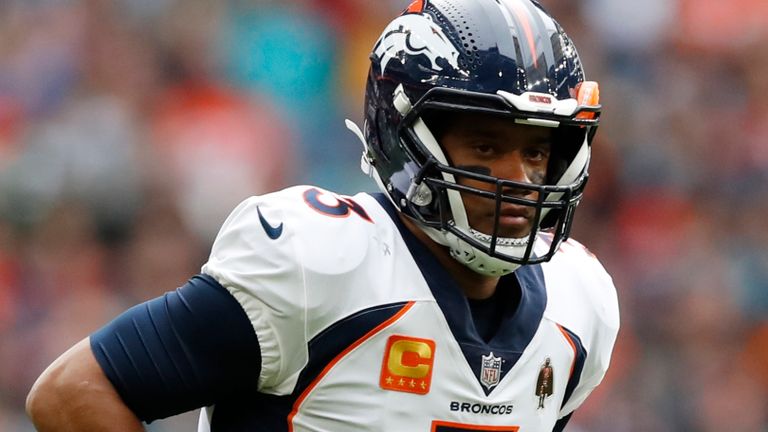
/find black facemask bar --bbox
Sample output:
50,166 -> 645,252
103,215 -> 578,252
396,86 -> 597,265
404,152 -> 586,265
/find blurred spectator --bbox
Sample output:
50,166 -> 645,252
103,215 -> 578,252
0,94 -> 143,231
677,0 -> 768,53
115,189 -> 203,305
150,81 -> 295,242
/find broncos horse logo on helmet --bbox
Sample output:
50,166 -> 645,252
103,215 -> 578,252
346,0 -> 601,276
373,14 -> 460,75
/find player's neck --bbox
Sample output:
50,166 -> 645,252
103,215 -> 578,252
400,215 -> 500,300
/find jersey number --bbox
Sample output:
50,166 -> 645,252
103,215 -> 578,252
303,188 -> 372,222
431,421 -> 519,431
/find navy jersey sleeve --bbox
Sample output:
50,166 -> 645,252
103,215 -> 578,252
90,274 -> 262,422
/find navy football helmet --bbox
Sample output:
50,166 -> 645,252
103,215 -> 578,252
346,0 -> 601,275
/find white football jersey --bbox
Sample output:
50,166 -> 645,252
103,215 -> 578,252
199,185 -> 619,432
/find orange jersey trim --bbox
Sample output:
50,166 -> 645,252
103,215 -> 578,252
557,324 -> 577,378
287,301 -> 416,431
431,420 -> 520,431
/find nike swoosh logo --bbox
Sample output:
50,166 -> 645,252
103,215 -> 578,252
257,206 -> 283,240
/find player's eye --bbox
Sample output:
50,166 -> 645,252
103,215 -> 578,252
472,143 -> 495,157
523,145 -> 550,163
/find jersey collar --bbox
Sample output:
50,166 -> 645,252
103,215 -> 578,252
372,193 -> 548,395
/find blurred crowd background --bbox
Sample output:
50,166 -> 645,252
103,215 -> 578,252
1,0 -> 767,430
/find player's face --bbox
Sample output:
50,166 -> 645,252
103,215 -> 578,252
438,113 -> 552,239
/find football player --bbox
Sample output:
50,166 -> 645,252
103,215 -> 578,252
26,0 -> 619,431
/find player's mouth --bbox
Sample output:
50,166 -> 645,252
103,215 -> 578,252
499,205 -> 533,230
476,204 -> 535,238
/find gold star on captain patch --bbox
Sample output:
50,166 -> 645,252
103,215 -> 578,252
409,379 -> 416,388
385,376 -> 394,385
420,381 -> 427,389
398,378 -> 405,386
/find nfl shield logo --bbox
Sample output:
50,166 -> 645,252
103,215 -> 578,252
480,352 -> 502,390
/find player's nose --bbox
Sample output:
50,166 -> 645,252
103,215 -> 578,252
493,153 -> 537,197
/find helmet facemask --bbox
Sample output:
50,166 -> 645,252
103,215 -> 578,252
390,88 -> 597,275
349,0 -> 601,275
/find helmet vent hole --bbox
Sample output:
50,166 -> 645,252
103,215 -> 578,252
432,1 -> 479,68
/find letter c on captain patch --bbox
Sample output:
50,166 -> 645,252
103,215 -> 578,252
380,335 -> 436,395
